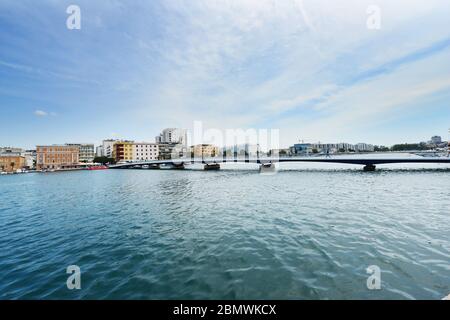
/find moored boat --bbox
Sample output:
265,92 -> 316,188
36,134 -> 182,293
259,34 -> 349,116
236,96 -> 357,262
88,165 -> 109,170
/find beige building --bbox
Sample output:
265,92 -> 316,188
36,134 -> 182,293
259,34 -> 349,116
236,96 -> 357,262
191,144 -> 220,158
36,145 -> 80,170
0,155 -> 26,173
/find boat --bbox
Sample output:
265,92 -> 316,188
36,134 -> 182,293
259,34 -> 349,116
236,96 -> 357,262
88,165 -> 109,170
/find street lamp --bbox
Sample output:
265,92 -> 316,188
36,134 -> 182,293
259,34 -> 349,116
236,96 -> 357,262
447,128 -> 450,157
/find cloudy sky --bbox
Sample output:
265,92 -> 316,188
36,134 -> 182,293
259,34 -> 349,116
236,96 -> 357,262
1,0 -> 449,149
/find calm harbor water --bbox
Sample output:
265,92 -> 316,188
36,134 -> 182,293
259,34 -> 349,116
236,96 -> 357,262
0,162 -> 449,299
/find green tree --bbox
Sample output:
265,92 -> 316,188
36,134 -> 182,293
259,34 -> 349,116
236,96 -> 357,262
391,144 -> 429,151
93,156 -> 116,165
374,145 -> 390,152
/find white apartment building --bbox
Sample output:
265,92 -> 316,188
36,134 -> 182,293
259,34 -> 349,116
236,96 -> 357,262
156,128 -> 187,147
355,143 -> 375,152
66,143 -> 95,163
133,143 -> 159,161
96,145 -> 104,157
102,139 -> 119,158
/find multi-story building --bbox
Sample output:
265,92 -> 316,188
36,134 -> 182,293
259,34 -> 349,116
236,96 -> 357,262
133,143 -> 159,161
23,150 -> 36,169
155,128 -> 188,160
0,147 -> 23,154
66,143 -> 95,163
0,147 -> 36,169
268,148 -> 291,157
158,143 -> 187,160
102,139 -> 119,158
355,143 -> 375,152
191,144 -> 219,158
0,155 -> 26,173
112,141 -> 134,163
96,145 -> 104,157
430,136 -> 442,145
156,128 -> 187,147
221,144 -> 262,158
290,143 -> 312,155
308,142 -> 374,153
36,145 -> 80,170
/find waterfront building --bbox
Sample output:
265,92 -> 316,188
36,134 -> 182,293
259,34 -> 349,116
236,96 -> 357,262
155,128 -> 188,160
242,144 -> 261,158
191,144 -> 220,158
0,147 -> 36,169
430,136 -> 442,145
290,143 -> 312,156
355,143 -> 375,152
156,128 -> 188,147
112,141 -> 134,163
66,143 -> 95,163
96,145 -> 104,157
36,145 -> 80,170
23,150 -> 36,169
102,139 -> 119,158
290,142 -> 374,154
158,143 -> 187,160
0,147 -> 23,154
133,143 -> 159,161
221,144 -> 261,158
335,143 -> 357,152
268,148 -> 291,157
310,143 -> 338,153
0,155 -> 26,173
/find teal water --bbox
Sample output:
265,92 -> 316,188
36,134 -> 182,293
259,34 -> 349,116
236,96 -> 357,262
0,166 -> 449,299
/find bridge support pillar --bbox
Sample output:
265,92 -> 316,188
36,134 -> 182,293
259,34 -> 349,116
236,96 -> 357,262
259,163 -> 278,175
204,163 -> 220,171
363,164 -> 376,172
172,163 -> 185,170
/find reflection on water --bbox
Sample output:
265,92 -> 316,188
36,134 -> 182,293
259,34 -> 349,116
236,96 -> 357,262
0,165 -> 449,299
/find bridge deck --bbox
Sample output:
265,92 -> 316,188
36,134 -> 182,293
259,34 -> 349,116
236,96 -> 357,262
109,157 -> 450,169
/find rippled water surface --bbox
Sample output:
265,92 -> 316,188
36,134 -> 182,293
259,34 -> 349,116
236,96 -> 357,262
0,165 -> 449,299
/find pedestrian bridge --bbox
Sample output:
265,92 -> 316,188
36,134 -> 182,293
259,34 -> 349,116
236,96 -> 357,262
108,156 -> 450,172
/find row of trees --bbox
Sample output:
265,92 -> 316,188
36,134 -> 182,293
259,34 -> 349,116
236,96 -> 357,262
93,156 -> 116,165
375,143 -> 430,152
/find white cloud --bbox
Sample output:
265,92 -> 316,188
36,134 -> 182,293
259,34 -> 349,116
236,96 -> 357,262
34,110 -> 48,117
129,0 -> 450,146
34,110 -> 57,117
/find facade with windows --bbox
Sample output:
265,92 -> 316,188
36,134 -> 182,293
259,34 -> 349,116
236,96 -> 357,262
0,147 -> 35,169
36,145 -> 79,170
430,136 -> 442,145
102,139 -> 119,158
66,143 -> 95,162
96,145 -> 104,157
158,143 -> 187,160
191,144 -> 219,158
112,141 -> 134,163
133,143 -> 159,161
0,155 -> 26,173
156,128 -> 187,147
290,143 -> 312,155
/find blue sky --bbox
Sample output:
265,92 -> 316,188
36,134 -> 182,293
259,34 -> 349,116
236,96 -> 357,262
1,0 -> 450,149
